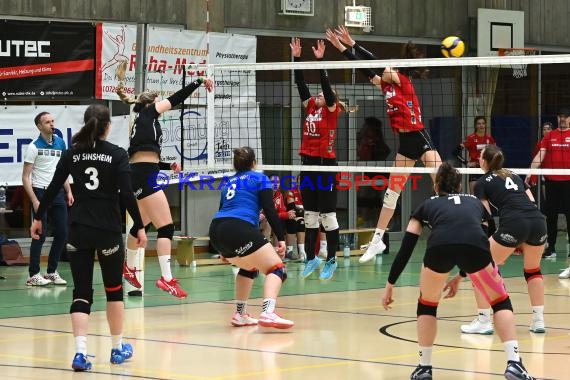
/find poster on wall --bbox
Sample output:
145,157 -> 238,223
0,106 -> 129,186
0,20 -> 95,99
96,24 -> 260,170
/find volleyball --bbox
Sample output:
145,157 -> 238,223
440,36 -> 465,58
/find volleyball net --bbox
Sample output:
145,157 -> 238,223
163,53 -> 570,180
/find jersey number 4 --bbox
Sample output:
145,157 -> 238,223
504,177 -> 519,191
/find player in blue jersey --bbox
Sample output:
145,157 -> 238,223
209,147 -> 293,329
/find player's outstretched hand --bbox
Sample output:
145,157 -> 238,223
170,162 -> 182,174
312,39 -> 326,59
325,28 -> 344,51
335,25 -> 355,47
381,282 -> 395,310
290,37 -> 302,58
30,220 -> 42,240
203,78 -> 214,92
275,241 -> 286,258
136,229 -> 148,248
443,274 -> 462,299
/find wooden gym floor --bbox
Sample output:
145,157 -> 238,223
1,235 -> 569,379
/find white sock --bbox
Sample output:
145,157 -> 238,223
158,255 -> 173,281
419,346 -> 433,366
75,336 -> 87,355
477,308 -> 492,322
374,228 -> 385,241
532,305 -> 544,320
262,298 -> 276,314
286,246 -> 294,253
504,340 -> 520,362
111,334 -> 122,350
298,244 -> 306,255
236,300 -> 247,315
126,248 -> 138,268
320,240 -> 327,250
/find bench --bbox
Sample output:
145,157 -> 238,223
173,236 -> 210,266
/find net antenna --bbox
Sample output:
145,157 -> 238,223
498,47 -> 538,79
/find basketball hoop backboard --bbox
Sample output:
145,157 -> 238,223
477,9 -> 524,57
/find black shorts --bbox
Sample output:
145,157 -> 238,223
68,223 -> 123,250
398,130 -> 436,160
130,162 -> 163,200
286,218 -> 305,234
209,217 -> 269,258
493,216 -> 547,247
424,244 -> 492,274
299,156 -> 338,213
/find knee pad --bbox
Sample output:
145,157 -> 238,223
524,267 -> 543,282
468,264 -> 509,305
305,211 -> 319,229
266,262 -> 287,283
320,212 -> 339,231
157,223 -> 175,240
286,220 -> 297,235
70,289 -> 94,315
491,297 -> 513,313
70,299 -> 92,315
296,218 -> 305,232
416,297 -> 438,317
105,284 -> 124,302
238,268 -> 259,279
383,188 -> 401,210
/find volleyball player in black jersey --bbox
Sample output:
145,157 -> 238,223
381,162 -> 535,380
30,104 -> 147,371
454,144 -> 547,336
117,73 -> 213,298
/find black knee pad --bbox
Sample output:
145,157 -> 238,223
238,268 -> 259,279
266,263 -> 287,283
524,268 -> 543,282
105,284 -> 124,302
297,219 -> 305,232
491,297 -> 513,313
157,223 -> 175,240
70,289 -> 94,315
70,300 -> 92,315
286,220 -> 297,235
416,298 -> 438,317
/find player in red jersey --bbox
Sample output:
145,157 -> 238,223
453,116 -> 496,194
291,38 -> 356,280
527,108 -> 570,260
327,26 -> 442,263
285,185 -> 307,261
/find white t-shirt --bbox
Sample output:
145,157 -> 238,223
23,134 -> 67,188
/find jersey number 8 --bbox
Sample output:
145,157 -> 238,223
226,183 -> 237,200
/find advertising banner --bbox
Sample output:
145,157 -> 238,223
0,20 -> 95,99
0,106 -> 128,186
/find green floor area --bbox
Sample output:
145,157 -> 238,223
1,234 -> 568,319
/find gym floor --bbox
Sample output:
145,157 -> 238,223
1,234 -> 569,379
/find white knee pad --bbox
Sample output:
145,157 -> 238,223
383,188 -> 401,210
320,212 -> 339,231
304,211 -> 319,229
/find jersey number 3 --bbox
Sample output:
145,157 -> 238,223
85,167 -> 99,190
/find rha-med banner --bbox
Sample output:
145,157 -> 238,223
0,20 -> 95,99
